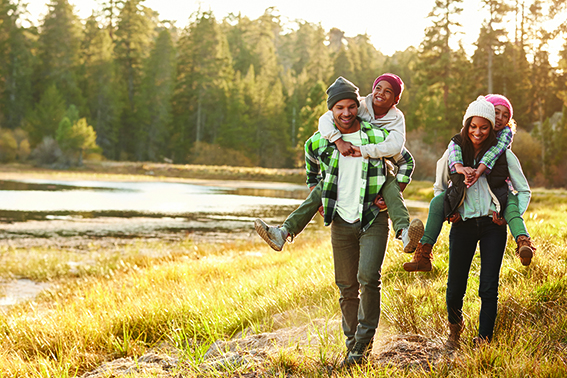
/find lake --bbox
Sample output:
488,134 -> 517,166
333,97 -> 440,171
0,177 -> 428,245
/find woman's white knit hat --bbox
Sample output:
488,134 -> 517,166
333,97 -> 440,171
463,95 -> 495,128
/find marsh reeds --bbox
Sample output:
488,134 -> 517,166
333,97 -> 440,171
0,189 -> 566,377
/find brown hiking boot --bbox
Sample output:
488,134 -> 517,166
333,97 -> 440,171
516,235 -> 536,266
445,321 -> 464,350
403,242 -> 433,272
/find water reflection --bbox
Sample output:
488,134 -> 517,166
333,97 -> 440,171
0,178 -> 428,243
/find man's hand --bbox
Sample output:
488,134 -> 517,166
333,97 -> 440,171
492,211 -> 506,226
335,138 -> 355,156
318,205 -> 324,217
373,194 -> 387,210
399,182 -> 408,192
448,212 -> 461,223
350,145 -> 362,157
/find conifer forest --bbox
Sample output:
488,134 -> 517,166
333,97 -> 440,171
1,0 -> 567,187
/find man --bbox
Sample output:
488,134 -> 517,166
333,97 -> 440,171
304,77 -> 413,365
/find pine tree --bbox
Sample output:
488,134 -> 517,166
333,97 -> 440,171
138,28 -> 176,161
114,0 -> 156,159
24,84 -> 67,146
37,0 -> 84,110
172,10 -> 233,162
0,0 -> 35,129
81,14 -> 121,159
415,0 -> 467,142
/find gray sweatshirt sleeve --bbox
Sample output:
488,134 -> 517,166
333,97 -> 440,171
506,150 -> 531,215
359,107 -> 405,159
433,149 -> 450,197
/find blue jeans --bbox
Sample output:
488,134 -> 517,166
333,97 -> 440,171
331,212 -> 389,349
446,216 -> 507,340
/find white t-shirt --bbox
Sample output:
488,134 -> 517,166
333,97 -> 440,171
336,131 -> 363,223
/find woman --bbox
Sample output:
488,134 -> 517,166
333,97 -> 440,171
435,96 -> 531,347
403,93 -> 535,272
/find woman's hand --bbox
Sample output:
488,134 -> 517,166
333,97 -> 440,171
448,213 -> 462,223
492,211 -> 506,226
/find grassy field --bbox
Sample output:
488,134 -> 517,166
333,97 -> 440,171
0,166 -> 566,377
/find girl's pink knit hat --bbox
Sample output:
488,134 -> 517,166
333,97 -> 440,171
485,94 -> 513,120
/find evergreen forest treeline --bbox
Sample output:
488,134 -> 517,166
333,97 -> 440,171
1,0 -> 567,186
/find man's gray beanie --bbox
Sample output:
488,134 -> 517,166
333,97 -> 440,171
326,77 -> 360,110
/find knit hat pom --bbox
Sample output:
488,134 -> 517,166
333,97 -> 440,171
326,77 -> 360,110
463,95 -> 495,128
485,94 -> 513,120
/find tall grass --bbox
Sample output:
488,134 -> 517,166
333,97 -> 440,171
0,191 -> 566,376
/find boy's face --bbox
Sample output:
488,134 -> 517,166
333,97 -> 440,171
332,99 -> 359,134
372,80 -> 397,115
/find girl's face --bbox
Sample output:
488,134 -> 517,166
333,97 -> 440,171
494,105 -> 511,131
468,116 -> 492,149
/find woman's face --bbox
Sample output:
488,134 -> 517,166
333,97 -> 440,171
494,105 -> 511,131
468,116 -> 492,149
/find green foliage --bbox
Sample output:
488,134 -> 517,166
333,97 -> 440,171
24,84 -> 67,146
0,0 -> 566,182
37,0 -> 84,110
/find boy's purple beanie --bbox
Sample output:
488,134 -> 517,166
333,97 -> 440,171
485,94 -> 513,120
372,73 -> 404,104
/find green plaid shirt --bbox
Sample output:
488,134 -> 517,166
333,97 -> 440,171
305,119 -> 412,232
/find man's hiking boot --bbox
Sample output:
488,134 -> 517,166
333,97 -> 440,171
445,321 -> 464,350
516,235 -> 536,266
341,340 -> 373,367
254,218 -> 288,251
400,218 -> 424,253
403,242 -> 433,272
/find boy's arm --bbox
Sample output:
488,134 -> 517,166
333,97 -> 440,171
359,109 -> 405,159
318,111 -> 342,142
479,127 -> 514,173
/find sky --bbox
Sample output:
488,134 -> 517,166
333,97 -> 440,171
23,0 -> 562,63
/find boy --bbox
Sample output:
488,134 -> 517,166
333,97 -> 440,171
255,74 -> 422,253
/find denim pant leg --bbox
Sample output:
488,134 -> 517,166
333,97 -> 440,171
446,219 -> 479,325
477,218 -> 507,340
421,191 -> 445,245
503,193 -> 529,241
356,212 -> 389,343
381,174 -> 409,235
282,181 -> 322,237
331,212 -> 389,348
331,216 -> 362,350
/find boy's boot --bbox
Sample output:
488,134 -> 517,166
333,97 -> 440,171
400,218 -> 424,253
403,242 -> 433,272
254,219 -> 289,251
516,235 -> 536,266
445,321 -> 464,350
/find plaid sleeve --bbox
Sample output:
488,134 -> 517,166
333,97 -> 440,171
391,147 -> 414,184
448,140 -> 463,174
480,127 -> 513,171
304,137 -> 321,187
